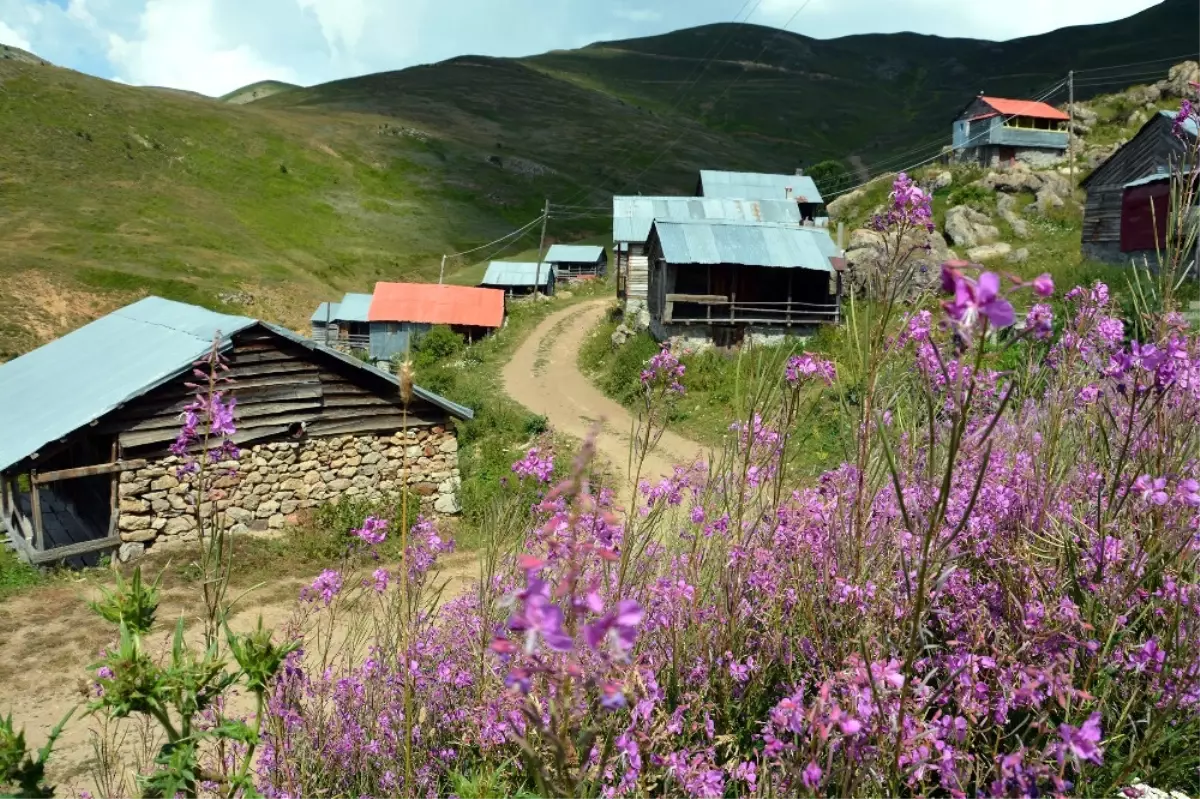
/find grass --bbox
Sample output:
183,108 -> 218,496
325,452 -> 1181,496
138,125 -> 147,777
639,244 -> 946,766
0,546 -> 43,601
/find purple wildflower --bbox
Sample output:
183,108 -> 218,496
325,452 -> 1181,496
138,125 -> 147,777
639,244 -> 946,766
354,515 -> 388,546
785,353 -> 836,387
1057,712 -> 1104,766
1032,273 -> 1054,298
943,267 -> 1016,331
305,569 -> 343,606
1134,475 -> 1169,506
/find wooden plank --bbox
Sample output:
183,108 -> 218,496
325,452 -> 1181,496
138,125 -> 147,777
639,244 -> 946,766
28,535 -> 122,565
109,441 -> 120,538
101,383 -> 323,430
29,474 -> 43,551
6,521 -> 36,565
666,293 -> 728,304
33,459 -> 148,485
226,362 -> 318,380
305,417 -> 438,437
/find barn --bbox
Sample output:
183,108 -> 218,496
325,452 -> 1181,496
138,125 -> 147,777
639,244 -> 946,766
612,196 -> 803,327
951,96 -> 1069,168
544,244 -> 608,280
0,297 -> 473,565
645,219 -> 842,347
309,292 -> 372,352
1081,111 -> 1196,263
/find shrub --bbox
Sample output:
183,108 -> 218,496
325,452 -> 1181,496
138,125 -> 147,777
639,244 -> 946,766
412,324 -> 465,370
946,182 -> 993,210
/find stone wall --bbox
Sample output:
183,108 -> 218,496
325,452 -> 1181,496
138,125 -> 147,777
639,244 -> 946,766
116,427 -> 460,556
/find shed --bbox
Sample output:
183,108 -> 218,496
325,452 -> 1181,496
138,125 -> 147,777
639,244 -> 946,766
611,197 -> 803,319
695,170 -> 824,220
645,219 -> 841,347
479,261 -> 556,296
0,297 -> 473,565
544,244 -> 608,280
951,95 -> 1069,168
310,301 -> 341,344
1081,111 -> 1196,263
368,282 -> 505,357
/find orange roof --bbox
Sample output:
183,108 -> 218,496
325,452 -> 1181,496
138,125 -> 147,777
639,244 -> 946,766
368,282 -> 505,328
980,97 -> 1070,121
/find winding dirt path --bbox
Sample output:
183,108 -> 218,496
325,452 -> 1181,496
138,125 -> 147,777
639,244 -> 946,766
503,299 -> 709,503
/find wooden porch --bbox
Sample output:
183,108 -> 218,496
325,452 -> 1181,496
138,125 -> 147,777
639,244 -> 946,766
664,294 -> 840,326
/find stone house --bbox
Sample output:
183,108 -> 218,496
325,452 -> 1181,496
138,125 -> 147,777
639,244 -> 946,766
952,96 -> 1069,168
0,296 -> 473,565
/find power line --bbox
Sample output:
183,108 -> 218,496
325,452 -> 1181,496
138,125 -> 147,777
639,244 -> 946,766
1074,52 -> 1198,75
441,214 -> 544,259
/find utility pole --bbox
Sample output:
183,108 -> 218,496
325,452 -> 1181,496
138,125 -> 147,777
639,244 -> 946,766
1068,70 -> 1076,188
438,254 -> 446,285
533,198 -> 550,297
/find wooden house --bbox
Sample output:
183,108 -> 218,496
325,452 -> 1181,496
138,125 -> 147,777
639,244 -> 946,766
309,293 -> 372,353
646,219 -> 843,347
0,297 -> 473,565
1081,111 -> 1195,263
479,261 -> 555,297
952,96 -> 1069,168
612,197 -> 802,326
367,282 -> 505,357
544,244 -> 607,280
695,170 -> 824,221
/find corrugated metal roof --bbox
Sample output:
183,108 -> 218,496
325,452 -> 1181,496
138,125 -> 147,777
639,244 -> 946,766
544,244 -> 604,263
1157,109 -> 1198,137
1124,172 -> 1173,188
480,261 -> 554,287
612,196 -> 801,243
337,293 -> 374,323
311,301 -> 341,323
698,170 -> 824,204
980,97 -> 1070,121
0,297 -> 257,473
0,296 -> 475,472
652,220 -> 834,271
369,282 -> 505,328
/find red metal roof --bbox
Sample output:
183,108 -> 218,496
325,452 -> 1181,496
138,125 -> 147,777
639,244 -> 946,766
368,282 -> 505,328
980,97 -> 1070,121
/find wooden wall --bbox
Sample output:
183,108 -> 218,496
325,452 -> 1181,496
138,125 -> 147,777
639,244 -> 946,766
98,327 -> 450,457
1083,114 -> 1188,249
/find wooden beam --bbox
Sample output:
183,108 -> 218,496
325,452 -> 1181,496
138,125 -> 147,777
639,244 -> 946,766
33,460 -> 148,485
27,535 -> 123,565
109,441 -> 120,538
29,473 -> 43,551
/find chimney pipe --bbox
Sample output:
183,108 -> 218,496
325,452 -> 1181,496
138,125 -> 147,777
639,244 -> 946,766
795,168 -> 804,176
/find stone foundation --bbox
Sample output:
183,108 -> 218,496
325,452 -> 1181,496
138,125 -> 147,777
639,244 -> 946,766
116,428 -> 460,553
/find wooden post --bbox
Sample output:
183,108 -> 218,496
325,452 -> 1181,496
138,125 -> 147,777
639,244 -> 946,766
1068,70 -> 1076,189
730,290 -> 736,322
534,199 -> 550,298
109,440 -> 120,539
706,265 -> 712,324
786,272 -> 793,327
29,471 -> 44,551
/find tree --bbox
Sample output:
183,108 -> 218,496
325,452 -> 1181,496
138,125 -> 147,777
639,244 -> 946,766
807,160 -> 853,199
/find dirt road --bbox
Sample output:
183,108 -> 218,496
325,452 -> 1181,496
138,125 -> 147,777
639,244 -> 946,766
503,299 -> 709,502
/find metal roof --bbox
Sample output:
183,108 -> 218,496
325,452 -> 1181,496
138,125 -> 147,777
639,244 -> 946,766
0,296 -> 474,472
612,196 -> 801,243
980,96 -> 1070,121
1124,171 -> 1173,188
1158,109 -> 1198,138
311,301 -> 341,323
544,244 -> 605,264
698,170 -> 824,204
337,292 -> 374,323
369,282 -> 505,328
480,261 -> 554,287
652,220 -> 834,271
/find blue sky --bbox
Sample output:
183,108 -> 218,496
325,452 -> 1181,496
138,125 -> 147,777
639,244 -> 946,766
0,0 -> 1162,97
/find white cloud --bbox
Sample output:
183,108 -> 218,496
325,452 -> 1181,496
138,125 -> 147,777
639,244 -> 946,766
0,17 -> 32,50
106,0 -> 300,95
613,8 -> 661,23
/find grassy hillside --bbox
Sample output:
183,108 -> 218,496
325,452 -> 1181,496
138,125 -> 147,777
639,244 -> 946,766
222,80 -> 302,105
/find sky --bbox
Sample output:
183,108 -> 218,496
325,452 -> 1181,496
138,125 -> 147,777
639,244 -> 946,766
0,0 -> 1163,97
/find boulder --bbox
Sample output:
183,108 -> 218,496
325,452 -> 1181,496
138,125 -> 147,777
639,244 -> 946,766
945,205 -> 1000,248
118,542 -> 145,563
827,187 -> 866,220
120,528 -> 156,543
118,514 -> 151,532
979,168 -> 1043,194
1006,247 -> 1030,264
164,516 -> 196,536
439,437 -> 459,454
996,194 -> 1030,238
930,170 -> 953,191
848,228 -> 885,250
1125,784 -> 1191,799
434,493 -> 461,515
966,242 -> 1013,262
1126,83 -> 1163,106
1161,61 -> 1200,98
1030,185 -> 1066,216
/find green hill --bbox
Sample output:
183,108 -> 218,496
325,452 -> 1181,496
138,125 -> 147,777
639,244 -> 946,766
0,0 -> 1196,358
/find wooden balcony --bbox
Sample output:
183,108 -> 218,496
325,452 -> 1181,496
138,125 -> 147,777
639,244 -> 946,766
663,293 -> 840,326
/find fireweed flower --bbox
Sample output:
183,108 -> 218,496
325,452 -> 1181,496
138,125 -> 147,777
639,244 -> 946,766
1025,303 -> 1054,339
354,515 -> 388,545
1032,273 -> 1054,298
371,568 -> 389,593
872,171 -> 934,232
304,569 -> 343,605
512,447 -> 555,483
584,599 -> 645,656
785,353 -> 836,387
1179,478 -> 1200,507
641,347 -> 686,394
1134,475 -> 1169,506
942,266 -> 1016,332
1056,713 -> 1104,766
1175,99 -> 1194,136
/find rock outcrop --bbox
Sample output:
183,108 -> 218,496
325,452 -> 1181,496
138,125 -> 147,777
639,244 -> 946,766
945,206 -> 1000,249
